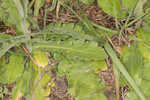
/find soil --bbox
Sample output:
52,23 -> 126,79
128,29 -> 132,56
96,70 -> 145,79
37,2 -> 115,29
50,76 -> 70,100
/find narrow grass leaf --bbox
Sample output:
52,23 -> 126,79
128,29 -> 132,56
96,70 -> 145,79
104,42 -> 146,100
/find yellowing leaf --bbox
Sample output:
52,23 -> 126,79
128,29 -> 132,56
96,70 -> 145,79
33,50 -> 49,68
92,61 -> 107,73
15,92 -> 23,100
11,66 -> 33,100
138,43 -> 150,61
32,73 -> 51,100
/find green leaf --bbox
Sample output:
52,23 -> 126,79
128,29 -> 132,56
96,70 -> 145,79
32,50 -> 49,68
34,0 -> 45,17
79,0 -> 95,5
32,39 -> 107,61
120,42 -> 143,77
92,61 -> 107,73
141,62 -> 150,80
125,79 -> 150,100
97,0 -> 124,18
32,73 -> 51,100
137,25 -> 150,45
3,88 -> 8,94
12,66 -> 33,100
134,0 -> 147,16
138,43 -> 150,61
143,0 -> 150,11
123,15 -> 150,99
125,91 -> 139,100
136,14 -> 150,61
0,55 -> 24,84
122,0 -> 138,10
43,22 -> 93,41
97,0 -> 138,18
0,93 -> 3,98
0,34 -> 13,42
140,80 -> 150,96
68,71 -> 106,100
0,34 -> 30,59
58,60 -> 107,100
48,0 -> 57,11
0,0 -> 29,34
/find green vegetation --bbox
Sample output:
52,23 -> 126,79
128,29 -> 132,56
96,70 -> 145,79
0,0 -> 150,100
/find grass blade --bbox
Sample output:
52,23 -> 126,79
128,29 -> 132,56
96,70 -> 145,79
104,42 -> 146,100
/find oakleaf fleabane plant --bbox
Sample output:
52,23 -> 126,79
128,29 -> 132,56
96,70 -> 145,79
0,13 -> 107,100
0,0 -> 149,100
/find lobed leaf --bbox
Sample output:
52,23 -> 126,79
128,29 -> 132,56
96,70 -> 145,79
58,60 -> 107,100
43,22 -> 93,41
32,39 -> 107,61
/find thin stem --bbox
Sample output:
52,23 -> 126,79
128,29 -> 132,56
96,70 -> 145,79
29,0 -> 35,9
113,64 -> 120,100
127,12 -> 150,27
115,18 -> 120,30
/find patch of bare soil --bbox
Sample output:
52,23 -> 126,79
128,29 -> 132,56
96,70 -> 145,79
50,76 -> 71,100
0,83 -> 16,100
37,1 -> 115,29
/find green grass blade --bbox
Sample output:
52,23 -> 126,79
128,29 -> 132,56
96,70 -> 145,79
48,0 -> 57,11
91,22 -> 118,34
61,1 -> 100,39
0,38 -> 29,59
104,42 -> 146,100
127,12 -> 150,27
13,0 -> 29,34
